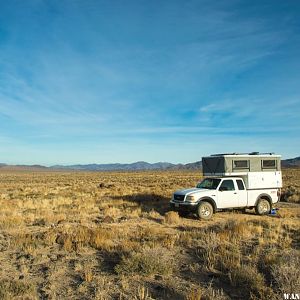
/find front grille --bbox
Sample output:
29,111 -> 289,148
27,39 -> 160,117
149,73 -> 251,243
174,194 -> 185,201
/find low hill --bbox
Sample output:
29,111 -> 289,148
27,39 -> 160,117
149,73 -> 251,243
0,157 -> 299,171
282,156 -> 300,168
0,164 -> 49,171
51,161 -> 179,171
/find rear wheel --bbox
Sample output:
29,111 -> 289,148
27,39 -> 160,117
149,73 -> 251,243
197,202 -> 213,220
255,198 -> 271,215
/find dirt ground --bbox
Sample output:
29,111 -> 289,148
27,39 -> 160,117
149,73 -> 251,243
0,169 -> 299,299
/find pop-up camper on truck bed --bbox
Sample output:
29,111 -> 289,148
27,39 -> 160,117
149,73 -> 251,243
170,153 -> 282,220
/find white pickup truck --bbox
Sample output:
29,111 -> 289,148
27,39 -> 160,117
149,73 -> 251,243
170,153 -> 282,219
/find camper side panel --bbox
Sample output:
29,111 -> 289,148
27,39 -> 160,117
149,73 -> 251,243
225,156 -> 281,173
241,171 -> 282,189
224,157 -> 248,173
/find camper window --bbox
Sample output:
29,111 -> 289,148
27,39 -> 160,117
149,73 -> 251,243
233,160 -> 249,169
262,159 -> 276,169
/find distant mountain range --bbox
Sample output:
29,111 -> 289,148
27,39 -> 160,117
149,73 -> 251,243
51,161 -> 203,171
51,161 -> 177,171
0,157 -> 299,171
0,161 -> 202,171
281,156 -> 300,168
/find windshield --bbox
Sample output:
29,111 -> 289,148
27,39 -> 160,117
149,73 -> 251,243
196,178 -> 221,190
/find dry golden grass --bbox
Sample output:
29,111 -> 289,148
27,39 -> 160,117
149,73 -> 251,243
164,211 -> 180,225
0,168 -> 299,299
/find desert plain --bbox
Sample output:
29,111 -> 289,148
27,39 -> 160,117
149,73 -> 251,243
0,169 -> 299,299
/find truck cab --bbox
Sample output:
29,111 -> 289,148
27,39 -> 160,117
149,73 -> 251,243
170,153 -> 282,219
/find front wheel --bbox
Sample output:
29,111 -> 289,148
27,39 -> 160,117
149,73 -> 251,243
197,202 -> 213,220
255,198 -> 271,215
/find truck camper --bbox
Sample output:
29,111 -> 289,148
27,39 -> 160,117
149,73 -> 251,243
170,153 -> 282,219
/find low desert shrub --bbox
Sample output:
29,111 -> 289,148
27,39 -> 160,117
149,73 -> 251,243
185,288 -> 202,300
164,211 -> 180,225
217,243 -> 241,272
115,246 -> 175,276
55,226 -> 117,252
271,250 -> 300,294
281,186 -> 300,203
195,232 -> 221,270
195,232 -> 241,272
0,279 -> 36,300
203,284 -> 228,300
228,264 -> 266,298
134,285 -> 152,300
103,206 -> 122,218
186,284 -> 228,300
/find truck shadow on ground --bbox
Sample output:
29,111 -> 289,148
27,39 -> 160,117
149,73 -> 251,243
111,193 -> 171,215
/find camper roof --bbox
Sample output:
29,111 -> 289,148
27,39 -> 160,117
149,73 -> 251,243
209,152 -> 281,158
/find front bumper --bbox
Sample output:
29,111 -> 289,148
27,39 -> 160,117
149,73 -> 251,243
170,200 -> 198,212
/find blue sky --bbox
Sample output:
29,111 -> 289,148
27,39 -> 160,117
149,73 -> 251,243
0,0 -> 299,165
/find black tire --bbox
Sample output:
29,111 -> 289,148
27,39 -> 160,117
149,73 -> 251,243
197,202 -> 213,220
178,211 -> 189,218
255,198 -> 271,215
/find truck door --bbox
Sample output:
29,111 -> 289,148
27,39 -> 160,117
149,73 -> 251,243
217,179 -> 239,208
235,179 -> 247,207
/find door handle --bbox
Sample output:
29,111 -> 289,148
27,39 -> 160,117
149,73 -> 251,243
234,192 -> 237,194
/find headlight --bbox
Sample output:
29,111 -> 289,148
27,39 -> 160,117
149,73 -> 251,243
186,195 -> 196,202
